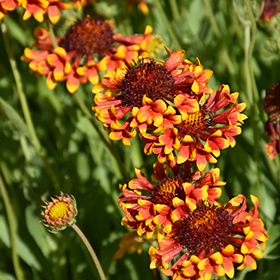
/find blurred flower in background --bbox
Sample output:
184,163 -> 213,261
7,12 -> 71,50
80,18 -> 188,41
71,0 -> 92,10
113,230 -> 149,260
127,0 -> 149,15
261,0 -> 280,21
263,81 -> 280,160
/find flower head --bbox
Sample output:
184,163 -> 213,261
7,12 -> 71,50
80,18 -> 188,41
41,192 -> 78,233
118,161 -> 225,239
141,84 -> 247,170
93,50 -> 246,169
263,81 -> 280,160
21,17 -> 153,93
149,195 -> 269,280
93,48 -> 199,145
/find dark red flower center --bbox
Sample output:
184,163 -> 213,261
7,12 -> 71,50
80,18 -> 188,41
180,201 -> 237,255
120,61 -> 175,108
176,109 -> 214,136
63,17 -> 114,55
151,177 -> 184,207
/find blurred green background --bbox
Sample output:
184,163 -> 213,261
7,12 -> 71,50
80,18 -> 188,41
0,0 -> 280,279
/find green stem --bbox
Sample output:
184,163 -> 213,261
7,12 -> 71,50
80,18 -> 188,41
153,0 -> 181,49
243,0 -> 266,124
242,1 -> 262,204
1,19 -> 60,191
203,0 -> 236,76
203,0 -> 221,40
71,224 -> 107,280
244,23 -> 253,106
168,0 -> 180,21
73,91 -> 129,181
44,15 -> 58,48
0,172 -> 25,280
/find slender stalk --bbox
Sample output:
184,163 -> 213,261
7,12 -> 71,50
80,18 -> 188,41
244,23 -> 253,106
168,0 -> 180,21
153,0 -> 181,49
241,1 -> 262,203
0,172 -> 25,280
71,224 -> 107,280
243,0 -> 266,124
73,91 -> 129,181
203,0 -> 236,76
44,15 -> 58,48
203,0 -> 221,40
1,19 -> 60,191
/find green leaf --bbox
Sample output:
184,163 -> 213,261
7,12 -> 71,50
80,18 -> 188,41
25,205 -> 55,259
0,96 -> 30,139
76,152 -> 91,182
4,17 -> 27,46
0,271 -> 16,280
0,216 -> 41,270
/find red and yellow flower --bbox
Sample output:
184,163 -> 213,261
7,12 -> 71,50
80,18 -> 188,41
93,48 -> 209,145
141,84 -> 247,171
21,0 -> 70,23
45,0 -> 70,24
21,17 -> 152,93
92,50 -> 245,169
118,161 -> 225,239
149,194 -> 269,280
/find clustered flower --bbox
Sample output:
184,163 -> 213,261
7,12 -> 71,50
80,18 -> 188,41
119,161 -> 225,238
92,48 -> 247,170
117,160 -> 269,279
89,25 -> 269,280
20,2 -> 268,279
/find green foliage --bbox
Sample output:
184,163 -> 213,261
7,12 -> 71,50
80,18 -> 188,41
0,0 -> 280,280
